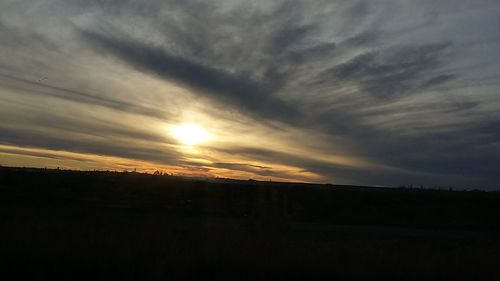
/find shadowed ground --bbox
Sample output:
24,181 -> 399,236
1,167 -> 499,280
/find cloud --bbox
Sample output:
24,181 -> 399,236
317,42 -> 455,98
0,18 -> 58,51
0,73 -> 172,120
211,162 -> 293,179
0,127 -> 182,165
0,0 -> 499,188
79,29 -> 299,121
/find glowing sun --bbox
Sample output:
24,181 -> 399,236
171,123 -> 210,146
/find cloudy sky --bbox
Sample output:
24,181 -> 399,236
1,0 -> 499,189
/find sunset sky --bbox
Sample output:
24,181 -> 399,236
1,0 -> 499,189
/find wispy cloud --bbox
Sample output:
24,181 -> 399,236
0,0 -> 499,188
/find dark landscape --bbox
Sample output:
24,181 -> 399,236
1,166 -> 499,280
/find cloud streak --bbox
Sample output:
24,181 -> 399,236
0,0 -> 499,188
318,42 -> 455,98
79,29 -> 298,120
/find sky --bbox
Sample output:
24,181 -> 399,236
0,0 -> 499,189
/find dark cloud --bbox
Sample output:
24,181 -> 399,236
213,162 -> 271,170
283,42 -> 337,65
0,146 -> 94,163
8,111 -> 171,145
318,42 -> 455,98
346,118 -> 500,187
79,30 -> 299,121
0,127 -> 182,165
343,30 -> 379,48
214,146 -> 412,186
211,162 -> 292,179
420,74 -> 457,89
268,24 -> 315,55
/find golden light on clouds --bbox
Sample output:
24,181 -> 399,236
0,144 -> 320,182
171,123 -> 211,146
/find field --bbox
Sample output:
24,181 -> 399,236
1,167 -> 499,280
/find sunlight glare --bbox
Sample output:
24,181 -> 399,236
171,123 -> 210,146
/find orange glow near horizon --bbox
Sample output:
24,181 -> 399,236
0,144 -> 322,183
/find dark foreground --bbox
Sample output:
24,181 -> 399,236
1,167 -> 499,280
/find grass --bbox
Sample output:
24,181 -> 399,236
1,167 -> 499,280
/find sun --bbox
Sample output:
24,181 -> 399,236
171,123 -> 210,146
